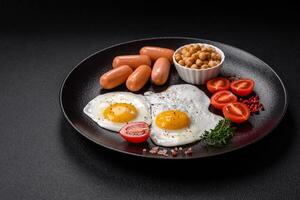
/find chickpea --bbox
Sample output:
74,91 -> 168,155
215,53 -> 221,61
211,52 -> 217,60
194,45 -> 201,51
205,52 -> 211,60
175,53 -> 182,61
201,46 -> 208,52
178,60 -> 185,66
201,64 -> 210,69
185,60 -> 193,67
184,52 -> 191,57
188,48 -> 194,54
184,57 -> 190,62
182,56 -> 188,62
207,46 -> 214,52
191,53 -> 198,61
189,57 -> 195,63
208,60 -> 218,67
191,64 -> 198,69
184,57 -> 192,64
196,59 -> 203,66
181,48 -> 188,55
198,52 -> 207,60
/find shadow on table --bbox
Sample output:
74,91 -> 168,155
59,109 -> 295,185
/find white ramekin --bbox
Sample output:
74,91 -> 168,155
173,43 -> 225,85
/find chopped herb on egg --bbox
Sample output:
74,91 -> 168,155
201,119 -> 235,146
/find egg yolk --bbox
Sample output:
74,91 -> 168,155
103,103 -> 138,123
155,110 -> 190,130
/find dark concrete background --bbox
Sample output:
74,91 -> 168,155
0,1 -> 299,199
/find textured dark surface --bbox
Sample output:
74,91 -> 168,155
1,1 -> 300,199
61,37 -> 287,159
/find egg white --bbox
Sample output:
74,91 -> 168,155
144,84 -> 223,147
83,92 -> 151,132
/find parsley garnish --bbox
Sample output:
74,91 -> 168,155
201,119 -> 234,146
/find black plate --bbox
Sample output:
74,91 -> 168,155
60,37 -> 287,159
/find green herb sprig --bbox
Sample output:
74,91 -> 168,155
201,119 -> 235,146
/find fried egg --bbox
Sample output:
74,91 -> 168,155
84,92 -> 151,132
144,84 -> 223,147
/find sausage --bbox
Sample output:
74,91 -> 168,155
139,46 -> 175,62
99,65 -> 133,89
151,57 -> 171,85
112,55 -> 151,69
126,65 -> 151,92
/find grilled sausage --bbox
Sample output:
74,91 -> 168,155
151,57 -> 171,85
140,46 -> 174,62
112,55 -> 151,69
126,65 -> 151,91
99,65 -> 133,89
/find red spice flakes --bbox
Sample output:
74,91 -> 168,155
171,149 -> 178,157
149,146 -> 159,154
143,146 -> 193,157
148,146 -> 169,157
184,147 -> 193,155
157,149 -> 169,157
239,95 -> 264,114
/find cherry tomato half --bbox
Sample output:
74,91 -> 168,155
211,90 -> 238,110
222,102 -> 250,123
230,79 -> 254,96
207,77 -> 230,94
119,122 -> 150,143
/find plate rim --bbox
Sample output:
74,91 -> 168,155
59,36 -> 288,159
